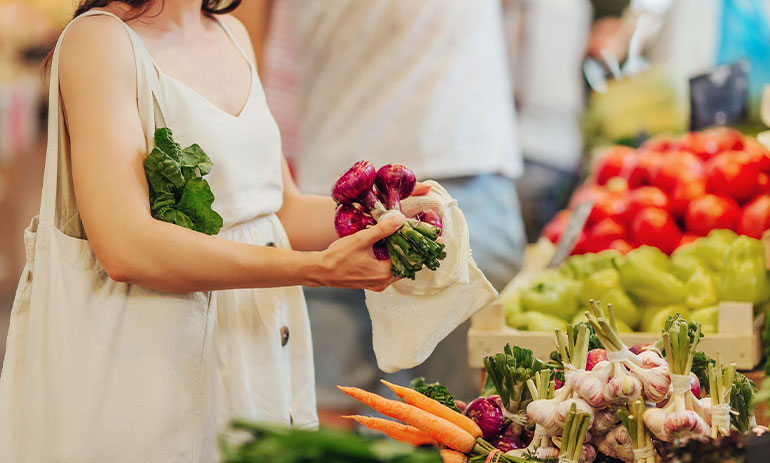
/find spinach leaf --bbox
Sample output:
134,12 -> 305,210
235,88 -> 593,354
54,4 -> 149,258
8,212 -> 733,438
144,128 -> 222,235
409,377 -> 461,413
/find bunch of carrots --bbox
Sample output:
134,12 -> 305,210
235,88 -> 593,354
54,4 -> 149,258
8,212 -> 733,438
338,381 -> 527,463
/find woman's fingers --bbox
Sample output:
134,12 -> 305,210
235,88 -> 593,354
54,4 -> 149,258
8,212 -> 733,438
412,182 -> 431,196
357,215 -> 403,246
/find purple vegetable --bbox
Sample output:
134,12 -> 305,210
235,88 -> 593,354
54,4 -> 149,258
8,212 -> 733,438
373,240 -> 389,260
464,397 -> 504,440
491,434 -> 524,453
332,161 -> 376,205
415,209 -> 442,233
334,203 -> 375,237
375,164 -> 416,210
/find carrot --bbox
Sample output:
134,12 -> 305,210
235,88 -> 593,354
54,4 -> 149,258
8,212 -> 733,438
342,415 -> 438,446
380,379 -> 483,438
337,385 -> 476,453
440,448 -> 469,463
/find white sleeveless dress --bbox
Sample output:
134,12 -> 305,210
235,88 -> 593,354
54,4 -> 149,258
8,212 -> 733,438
0,10 -> 316,463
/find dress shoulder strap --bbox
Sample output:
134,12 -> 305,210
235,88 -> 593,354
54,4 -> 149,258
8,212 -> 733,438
212,16 -> 256,68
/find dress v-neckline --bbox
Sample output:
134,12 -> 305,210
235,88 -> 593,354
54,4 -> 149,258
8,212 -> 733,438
123,15 -> 255,120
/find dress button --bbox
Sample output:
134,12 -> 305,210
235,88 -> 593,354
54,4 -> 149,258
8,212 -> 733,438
280,326 -> 290,346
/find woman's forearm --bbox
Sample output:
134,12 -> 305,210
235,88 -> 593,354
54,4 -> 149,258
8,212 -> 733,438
104,216 -> 327,293
278,193 -> 339,252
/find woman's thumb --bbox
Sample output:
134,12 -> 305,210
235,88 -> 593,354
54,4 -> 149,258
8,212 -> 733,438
360,215 -> 403,245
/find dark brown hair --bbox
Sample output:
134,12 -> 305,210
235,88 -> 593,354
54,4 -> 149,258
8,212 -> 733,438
73,0 -> 241,18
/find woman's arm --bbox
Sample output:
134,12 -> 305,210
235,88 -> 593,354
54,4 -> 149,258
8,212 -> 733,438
58,16 -> 399,294
276,157 -> 339,251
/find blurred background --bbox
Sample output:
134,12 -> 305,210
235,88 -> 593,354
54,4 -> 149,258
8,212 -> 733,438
2,0 -> 770,378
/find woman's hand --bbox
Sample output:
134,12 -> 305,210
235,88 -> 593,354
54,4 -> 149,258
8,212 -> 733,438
315,215 -> 404,292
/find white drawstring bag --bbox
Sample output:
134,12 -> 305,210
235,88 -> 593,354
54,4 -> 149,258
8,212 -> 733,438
0,12 -> 217,463
365,181 -> 498,373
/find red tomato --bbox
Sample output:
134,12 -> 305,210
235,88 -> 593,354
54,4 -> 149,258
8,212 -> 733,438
625,186 -> 669,219
744,138 -> 770,172
596,146 -> 635,185
609,238 -> 634,254
588,217 -> 627,244
677,234 -> 700,247
682,127 -> 744,160
589,192 -> 628,225
621,150 -> 663,187
652,151 -> 704,193
569,185 -> 627,225
542,210 -> 571,244
571,231 -> 590,255
759,173 -> 770,195
641,134 -> 678,152
685,194 -> 741,235
630,207 -> 682,254
705,150 -> 761,203
669,178 -> 707,217
605,176 -> 630,195
738,195 -> 770,239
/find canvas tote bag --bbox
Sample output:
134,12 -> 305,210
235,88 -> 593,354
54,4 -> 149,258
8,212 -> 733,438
0,11 -> 217,463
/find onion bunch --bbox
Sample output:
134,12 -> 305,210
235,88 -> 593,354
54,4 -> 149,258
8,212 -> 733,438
331,161 -> 445,279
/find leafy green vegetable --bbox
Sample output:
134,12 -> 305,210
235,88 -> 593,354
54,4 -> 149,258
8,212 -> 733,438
219,419 -> 441,462
482,344 -> 549,414
144,128 -> 223,235
409,377 -> 461,413
730,371 -> 757,432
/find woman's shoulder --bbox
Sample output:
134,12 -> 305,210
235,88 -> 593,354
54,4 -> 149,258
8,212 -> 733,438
216,14 -> 257,62
58,11 -> 136,82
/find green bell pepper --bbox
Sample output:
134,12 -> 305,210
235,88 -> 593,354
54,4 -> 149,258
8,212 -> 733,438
685,268 -> 718,310
508,310 -> 568,331
578,268 -> 640,328
560,250 -> 621,280
717,236 -> 770,304
690,305 -> 719,334
520,274 -> 579,320
618,246 -> 687,305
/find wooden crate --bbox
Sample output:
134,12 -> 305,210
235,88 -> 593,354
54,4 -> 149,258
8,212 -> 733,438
467,239 -> 768,370
468,300 -> 763,370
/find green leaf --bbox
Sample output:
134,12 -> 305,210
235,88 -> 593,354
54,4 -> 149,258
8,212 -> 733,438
180,143 -> 213,175
154,127 -> 181,161
154,206 -> 195,230
144,128 -> 223,236
177,177 -> 223,235
144,147 -> 185,191
409,377 -> 461,413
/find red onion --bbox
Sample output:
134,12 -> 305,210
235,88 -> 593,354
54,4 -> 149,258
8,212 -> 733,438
373,240 -> 389,260
415,209 -> 442,233
465,397 -> 504,440
375,164 -> 416,210
334,203 -> 375,237
332,161 -> 376,205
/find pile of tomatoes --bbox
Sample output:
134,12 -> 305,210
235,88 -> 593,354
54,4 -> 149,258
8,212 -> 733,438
543,127 -> 770,255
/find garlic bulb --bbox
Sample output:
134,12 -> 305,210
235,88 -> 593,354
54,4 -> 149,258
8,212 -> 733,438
663,410 -> 710,438
592,407 -> 620,436
556,398 -> 595,429
603,371 -> 642,404
642,407 -> 670,443
579,443 -> 597,463
624,361 -> 671,404
535,447 -> 560,460
573,362 -> 611,408
527,398 -> 561,436
596,425 -> 634,463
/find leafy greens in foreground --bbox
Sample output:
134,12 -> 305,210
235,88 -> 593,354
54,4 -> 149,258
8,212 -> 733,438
409,377 -> 461,413
219,419 -> 441,463
144,128 -> 222,235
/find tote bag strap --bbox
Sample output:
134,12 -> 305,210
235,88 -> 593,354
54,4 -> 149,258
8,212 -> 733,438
39,9 -> 166,226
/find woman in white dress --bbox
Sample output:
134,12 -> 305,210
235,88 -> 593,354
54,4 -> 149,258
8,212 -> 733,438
0,0 -> 423,461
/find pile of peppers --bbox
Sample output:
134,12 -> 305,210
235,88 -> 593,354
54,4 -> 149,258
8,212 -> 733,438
331,161 -> 446,280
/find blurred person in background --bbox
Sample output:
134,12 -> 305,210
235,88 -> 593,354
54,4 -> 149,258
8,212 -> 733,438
502,0 -> 593,241
237,0 -> 526,416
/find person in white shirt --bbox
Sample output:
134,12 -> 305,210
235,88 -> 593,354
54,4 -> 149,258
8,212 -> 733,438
239,0 -> 526,409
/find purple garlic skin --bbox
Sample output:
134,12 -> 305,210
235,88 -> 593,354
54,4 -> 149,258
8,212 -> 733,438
663,410 -> 710,438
